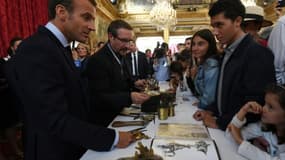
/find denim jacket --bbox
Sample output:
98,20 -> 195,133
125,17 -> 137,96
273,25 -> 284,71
194,57 -> 219,109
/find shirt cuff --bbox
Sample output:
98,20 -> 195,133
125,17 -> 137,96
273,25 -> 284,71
231,114 -> 246,128
238,141 -> 253,158
110,130 -> 119,150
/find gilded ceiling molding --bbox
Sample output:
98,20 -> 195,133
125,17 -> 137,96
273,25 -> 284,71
177,12 -> 208,19
134,30 -> 200,37
96,0 -> 120,20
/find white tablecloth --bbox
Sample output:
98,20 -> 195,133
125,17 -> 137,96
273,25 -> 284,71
81,82 -> 247,160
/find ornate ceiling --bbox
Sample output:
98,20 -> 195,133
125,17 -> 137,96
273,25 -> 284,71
117,0 -> 213,37
97,0 -> 278,38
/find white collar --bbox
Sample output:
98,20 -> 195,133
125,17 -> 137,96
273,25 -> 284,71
45,22 -> 69,47
132,51 -> 138,56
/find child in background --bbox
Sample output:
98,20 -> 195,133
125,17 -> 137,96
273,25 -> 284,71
227,84 -> 285,160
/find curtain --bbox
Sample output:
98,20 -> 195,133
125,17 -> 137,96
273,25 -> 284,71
0,0 -> 48,57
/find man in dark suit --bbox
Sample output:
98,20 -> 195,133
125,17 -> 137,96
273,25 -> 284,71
193,0 -> 275,130
126,40 -> 150,80
5,1 -> 134,160
145,49 -> 155,76
0,58 -> 22,159
84,20 -> 149,127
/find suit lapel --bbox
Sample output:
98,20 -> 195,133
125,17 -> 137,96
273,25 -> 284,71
138,52 -> 143,75
38,26 -> 77,71
38,26 -> 88,106
222,35 -> 250,70
61,46 -> 77,71
230,35 -> 251,59
123,56 -> 132,78
126,53 -> 133,74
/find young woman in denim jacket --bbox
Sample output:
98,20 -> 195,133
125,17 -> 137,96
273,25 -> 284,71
191,29 -> 220,109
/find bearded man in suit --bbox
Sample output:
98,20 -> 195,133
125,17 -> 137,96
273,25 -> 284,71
84,20 -> 149,127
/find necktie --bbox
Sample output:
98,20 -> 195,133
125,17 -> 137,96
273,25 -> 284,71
133,53 -> 138,76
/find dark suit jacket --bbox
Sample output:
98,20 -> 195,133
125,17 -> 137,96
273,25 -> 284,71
0,59 -> 19,129
206,34 -> 276,130
126,51 -> 150,80
5,26 -> 116,160
146,57 -> 154,76
84,44 -> 132,126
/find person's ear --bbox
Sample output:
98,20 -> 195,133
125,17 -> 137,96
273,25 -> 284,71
55,4 -> 68,21
235,16 -> 243,28
108,33 -> 115,40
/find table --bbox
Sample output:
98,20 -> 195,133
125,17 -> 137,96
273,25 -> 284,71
81,82 -> 247,160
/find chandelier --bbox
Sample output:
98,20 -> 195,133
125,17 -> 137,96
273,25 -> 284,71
241,0 -> 257,6
149,0 -> 177,29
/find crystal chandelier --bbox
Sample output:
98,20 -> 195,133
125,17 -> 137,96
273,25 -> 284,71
241,0 -> 257,6
149,0 -> 177,29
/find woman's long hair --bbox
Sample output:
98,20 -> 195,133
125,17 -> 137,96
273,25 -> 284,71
190,29 -> 218,65
153,48 -> 166,59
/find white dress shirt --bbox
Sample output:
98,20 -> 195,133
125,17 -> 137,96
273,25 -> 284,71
268,15 -> 285,85
131,51 -> 139,76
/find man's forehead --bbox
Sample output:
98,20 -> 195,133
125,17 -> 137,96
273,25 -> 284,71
117,28 -> 133,37
117,28 -> 131,33
210,13 -> 232,25
211,12 -> 226,21
73,0 -> 96,13
81,11 -> 95,18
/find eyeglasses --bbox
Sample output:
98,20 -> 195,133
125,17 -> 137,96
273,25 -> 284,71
114,36 -> 132,44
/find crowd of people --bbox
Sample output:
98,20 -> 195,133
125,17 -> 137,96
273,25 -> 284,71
1,0 -> 285,160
